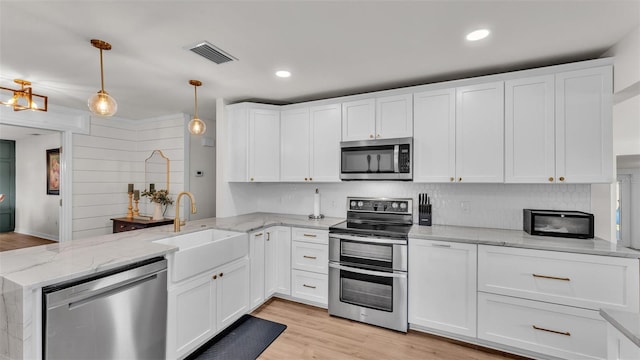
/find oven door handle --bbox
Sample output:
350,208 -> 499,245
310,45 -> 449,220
329,234 -> 407,245
329,262 -> 407,278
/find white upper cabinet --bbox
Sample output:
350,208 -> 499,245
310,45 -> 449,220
342,94 -> 412,141
555,66 -> 613,183
342,98 -> 376,141
505,66 -> 613,184
413,88 -> 456,183
250,109 -> 280,182
505,75 -> 556,183
226,104 -> 280,182
280,104 -> 341,182
310,104 -> 341,182
280,108 -> 311,182
376,94 -> 413,139
455,81 -> 505,183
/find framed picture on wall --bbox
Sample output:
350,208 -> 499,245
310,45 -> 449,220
47,148 -> 60,195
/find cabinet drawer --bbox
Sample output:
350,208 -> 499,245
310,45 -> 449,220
291,227 -> 328,244
478,292 -> 606,360
292,241 -> 328,274
478,245 -> 639,311
291,269 -> 328,306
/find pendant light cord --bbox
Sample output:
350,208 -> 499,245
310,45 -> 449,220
99,48 -> 105,93
193,85 -> 199,118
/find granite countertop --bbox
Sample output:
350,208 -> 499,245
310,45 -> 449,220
0,212 -> 344,290
600,308 -> 640,348
409,225 -> 640,258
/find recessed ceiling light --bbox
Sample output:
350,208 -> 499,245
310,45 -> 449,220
275,70 -> 291,78
466,29 -> 490,41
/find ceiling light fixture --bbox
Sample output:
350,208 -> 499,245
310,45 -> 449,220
466,29 -> 490,41
0,79 -> 48,112
187,80 -> 206,135
88,39 -> 117,116
275,70 -> 291,78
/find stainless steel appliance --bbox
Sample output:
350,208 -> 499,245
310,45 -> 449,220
340,137 -> 412,180
524,209 -> 594,239
43,257 -> 167,360
329,197 -> 412,332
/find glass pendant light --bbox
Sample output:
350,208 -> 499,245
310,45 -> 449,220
88,39 -> 117,116
188,80 -> 206,135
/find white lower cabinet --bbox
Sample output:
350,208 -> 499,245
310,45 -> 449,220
265,226 -> 292,297
408,240 -> 477,337
166,257 -> 249,360
249,230 -> 266,309
478,292 -> 607,360
607,323 -> 640,360
290,227 -> 328,307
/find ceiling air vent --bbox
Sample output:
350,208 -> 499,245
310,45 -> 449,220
187,41 -> 236,65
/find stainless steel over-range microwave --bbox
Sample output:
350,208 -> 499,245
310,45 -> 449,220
340,137 -> 412,180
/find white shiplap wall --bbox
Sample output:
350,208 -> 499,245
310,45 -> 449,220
72,114 -> 186,239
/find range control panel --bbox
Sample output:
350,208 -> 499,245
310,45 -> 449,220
347,197 -> 412,214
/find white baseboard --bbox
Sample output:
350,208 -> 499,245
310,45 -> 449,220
12,229 -> 59,242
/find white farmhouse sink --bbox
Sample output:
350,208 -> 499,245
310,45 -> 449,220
154,229 -> 248,283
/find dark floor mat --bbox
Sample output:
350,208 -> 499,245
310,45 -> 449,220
186,314 -> 287,360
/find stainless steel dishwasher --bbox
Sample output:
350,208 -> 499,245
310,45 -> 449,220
43,257 -> 167,360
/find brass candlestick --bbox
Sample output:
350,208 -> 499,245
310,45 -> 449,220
133,199 -> 140,216
127,192 -> 133,219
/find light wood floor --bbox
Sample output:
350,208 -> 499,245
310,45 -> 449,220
0,232 -> 56,252
252,298 -> 528,360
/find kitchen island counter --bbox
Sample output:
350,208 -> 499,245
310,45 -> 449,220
410,224 -> 640,258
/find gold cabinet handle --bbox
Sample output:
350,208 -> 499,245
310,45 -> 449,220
450,177 -> 454,182
309,177 -> 313,181
532,325 -> 570,336
254,232 -> 263,237
304,177 -> 308,181
303,284 -> 316,289
212,275 -> 217,280
303,255 -> 317,259
532,273 -> 570,281
377,134 -> 381,138
548,177 -> 554,182
250,177 -> 254,181
266,232 -> 270,241
559,176 -> 565,182
219,272 -> 223,277
369,134 -> 374,139
458,177 -> 462,182
303,233 -> 317,238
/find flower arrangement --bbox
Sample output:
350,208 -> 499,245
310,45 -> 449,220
141,189 -> 174,206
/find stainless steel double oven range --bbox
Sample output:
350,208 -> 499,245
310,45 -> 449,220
328,197 -> 412,332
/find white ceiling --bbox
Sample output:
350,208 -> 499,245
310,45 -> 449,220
1,1 -> 639,122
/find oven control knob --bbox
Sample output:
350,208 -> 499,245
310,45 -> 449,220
357,201 -> 364,207
350,201 -> 356,208
400,203 -> 407,209
392,202 -> 398,209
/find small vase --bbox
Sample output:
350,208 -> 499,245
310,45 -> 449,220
152,203 -> 164,220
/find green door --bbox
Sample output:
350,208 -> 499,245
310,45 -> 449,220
0,140 -> 16,232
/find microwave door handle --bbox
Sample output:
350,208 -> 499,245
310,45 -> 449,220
394,145 -> 399,173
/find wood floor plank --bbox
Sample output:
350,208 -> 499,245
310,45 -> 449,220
0,232 -> 56,252
252,298 -> 529,360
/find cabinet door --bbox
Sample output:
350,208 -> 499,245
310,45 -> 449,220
342,98 -> 376,141
455,81 -> 505,183
217,258 -> 250,329
556,66 -> 613,183
505,75 -> 556,183
265,226 -> 292,297
408,239 -> 477,337
280,108 -> 310,182
413,88 -> 456,183
310,104 -> 341,182
249,109 -> 280,182
226,107 -> 249,182
167,273 -> 217,360
249,230 -> 266,309
376,94 -> 413,139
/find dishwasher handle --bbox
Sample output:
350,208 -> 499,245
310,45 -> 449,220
68,273 -> 159,310
45,258 -> 167,309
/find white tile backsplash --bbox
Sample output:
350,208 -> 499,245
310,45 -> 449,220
231,182 -> 591,230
